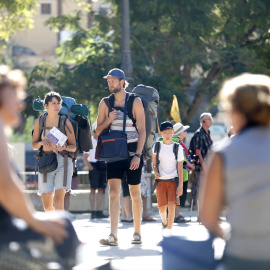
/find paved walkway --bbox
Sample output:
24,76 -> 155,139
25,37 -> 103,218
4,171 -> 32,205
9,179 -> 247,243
72,207 -> 226,270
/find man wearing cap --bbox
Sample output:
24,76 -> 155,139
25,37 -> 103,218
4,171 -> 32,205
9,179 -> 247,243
83,123 -> 108,219
96,68 -> 146,245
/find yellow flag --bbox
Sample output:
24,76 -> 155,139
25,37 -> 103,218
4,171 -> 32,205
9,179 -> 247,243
170,95 -> 181,123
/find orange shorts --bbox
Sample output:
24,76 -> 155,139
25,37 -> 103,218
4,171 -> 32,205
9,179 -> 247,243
156,181 -> 177,207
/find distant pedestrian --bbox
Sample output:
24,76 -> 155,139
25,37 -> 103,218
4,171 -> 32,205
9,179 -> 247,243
173,123 -> 195,223
120,173 -> 133,223
189,112 -> 213,212
152,121 -> 184,231
141,165 -> 156,222
64,166 -> 78,211
83,123 -> 108,219
200,73 -> 270,270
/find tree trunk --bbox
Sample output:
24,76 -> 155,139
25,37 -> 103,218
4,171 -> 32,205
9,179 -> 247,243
187,62 -> 221,122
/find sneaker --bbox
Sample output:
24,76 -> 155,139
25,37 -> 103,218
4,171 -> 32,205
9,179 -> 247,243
91,211 -> 96,219
174,216 -> 188,223
121,218 -> 133,223
96,211 -> 109,219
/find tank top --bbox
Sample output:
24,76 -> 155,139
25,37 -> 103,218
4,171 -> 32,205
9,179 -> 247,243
213,126 -> 270,260
110,107 -> 139,144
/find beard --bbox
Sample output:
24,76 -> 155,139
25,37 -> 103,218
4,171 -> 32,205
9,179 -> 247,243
109,83 -> 122,94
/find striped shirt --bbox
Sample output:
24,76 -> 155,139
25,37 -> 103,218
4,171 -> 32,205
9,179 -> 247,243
110,108 -> 139,144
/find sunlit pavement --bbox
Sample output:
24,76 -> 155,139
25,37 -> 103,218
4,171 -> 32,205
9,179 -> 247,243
72,207 -> 226,270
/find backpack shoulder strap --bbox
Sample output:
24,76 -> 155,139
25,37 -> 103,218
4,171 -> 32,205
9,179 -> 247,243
39,113 -> 47,141
127,93 -> 137,128
173,142 -> 179,161
154,141 -> 161,169
59,115 -> 68,135
103,95 -> 114,115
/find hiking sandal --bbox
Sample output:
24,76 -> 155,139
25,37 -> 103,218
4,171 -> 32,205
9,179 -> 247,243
162,222 -> 168,229
131,232 -> 142,244
99,234 -> 118,246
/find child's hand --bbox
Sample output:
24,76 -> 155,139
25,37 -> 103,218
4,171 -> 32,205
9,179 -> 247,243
176,186 -> 183,197
154,172 -> 161,179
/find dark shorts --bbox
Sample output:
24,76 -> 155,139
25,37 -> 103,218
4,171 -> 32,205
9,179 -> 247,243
121,173 -> 130,197
89,162 -> 107,190
107,157 -> 143,185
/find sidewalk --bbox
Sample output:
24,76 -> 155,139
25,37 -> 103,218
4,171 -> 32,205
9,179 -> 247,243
72,206 -> 226,270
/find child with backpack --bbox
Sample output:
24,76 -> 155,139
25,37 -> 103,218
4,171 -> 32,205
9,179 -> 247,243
152,121 -> 184,231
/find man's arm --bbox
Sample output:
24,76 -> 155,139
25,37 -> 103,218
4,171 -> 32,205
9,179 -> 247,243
96,99 -> 117,135
133,97 -> 146,155
196,149 -> 205,170
129,97 -> 146,170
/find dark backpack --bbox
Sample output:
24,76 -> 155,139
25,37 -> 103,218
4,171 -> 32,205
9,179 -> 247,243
151,141 -> 180,193
103,84 -> 159,161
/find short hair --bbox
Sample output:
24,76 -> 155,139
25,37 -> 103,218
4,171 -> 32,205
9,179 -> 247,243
0,65 -> 26,107
220,73 -> 270,127
200,112 -> 212,124
44,91 -> 62,105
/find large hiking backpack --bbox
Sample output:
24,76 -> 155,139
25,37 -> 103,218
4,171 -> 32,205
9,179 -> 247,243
33,96 -> 93,155
102,85 -> 159,161
131,84 -> 159,160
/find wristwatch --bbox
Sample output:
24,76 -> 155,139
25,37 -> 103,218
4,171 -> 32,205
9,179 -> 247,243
134,154 -> 141,158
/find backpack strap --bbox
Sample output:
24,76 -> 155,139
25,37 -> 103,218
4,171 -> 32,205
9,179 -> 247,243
103,96 -> 114,116
127,93 -> 137,128
173,142 -> 179,161
154,141 -> 161,172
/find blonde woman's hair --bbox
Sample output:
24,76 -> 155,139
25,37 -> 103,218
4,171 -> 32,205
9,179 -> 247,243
220,73 -> 270,127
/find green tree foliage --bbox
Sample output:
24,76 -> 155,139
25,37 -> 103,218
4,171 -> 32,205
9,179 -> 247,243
27,0 -> 270,123
0,0 -> 37,43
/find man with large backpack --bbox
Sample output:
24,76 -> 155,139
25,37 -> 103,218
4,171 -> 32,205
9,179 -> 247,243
97,68 -> 146,246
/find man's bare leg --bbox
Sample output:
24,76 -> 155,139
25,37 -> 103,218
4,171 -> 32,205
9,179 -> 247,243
108,178 -> 121,239
129,184 -> 142,239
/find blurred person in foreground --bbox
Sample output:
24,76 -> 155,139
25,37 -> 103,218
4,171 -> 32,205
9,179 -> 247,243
200,74 -> 270,270
0,66 -> 79,267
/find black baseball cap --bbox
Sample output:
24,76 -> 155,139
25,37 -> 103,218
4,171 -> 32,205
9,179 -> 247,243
160,121 -> 173,132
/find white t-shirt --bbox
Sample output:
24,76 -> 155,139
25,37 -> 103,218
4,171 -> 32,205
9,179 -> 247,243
152,142 -> 184,179
86,137 -> 97,163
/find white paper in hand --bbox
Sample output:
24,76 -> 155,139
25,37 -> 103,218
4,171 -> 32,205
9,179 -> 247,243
47,126 -> 68,147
